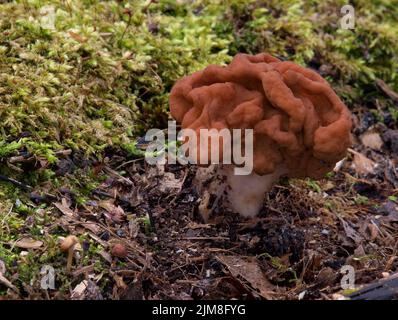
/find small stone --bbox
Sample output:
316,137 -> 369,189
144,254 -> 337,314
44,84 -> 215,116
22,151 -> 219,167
321,229 -> 330,236
116,229 -> 125,237
360,130 -> 383,150
298,291 -> 306,300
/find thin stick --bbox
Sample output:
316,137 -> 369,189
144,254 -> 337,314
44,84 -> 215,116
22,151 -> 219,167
0,174 -> 32,191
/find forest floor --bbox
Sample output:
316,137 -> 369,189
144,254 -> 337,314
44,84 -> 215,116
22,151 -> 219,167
2,103 -> 398,300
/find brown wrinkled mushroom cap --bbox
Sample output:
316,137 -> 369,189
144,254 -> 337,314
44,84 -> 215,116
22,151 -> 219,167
170,53 -> 352,179
60,235 -> 79,252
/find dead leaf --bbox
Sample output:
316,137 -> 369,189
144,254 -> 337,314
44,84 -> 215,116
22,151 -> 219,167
158,172 -> 183,192
14,238 -> 43,249
349,149 -> 377,175
339,217 -> 362,244
54,198 -> 76,217
216,255 -> 275,299
79,222 -> 101,235
112,273 -> 128,289
68,31 -> 87,43
360,130 -> 383,150
128,218 -> 140,238
70,279 -> 103,299
99,250 -> 112,263
322,181 -> 335,191
99,200 -> 125,223
316,267 -> 337,286
354,245 -> 366,257
71,280 -> 88,299
368,222 -> 379,241
380,201 -> 398,222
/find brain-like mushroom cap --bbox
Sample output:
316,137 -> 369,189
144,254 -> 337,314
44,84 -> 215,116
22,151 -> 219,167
170,53 -> 352,179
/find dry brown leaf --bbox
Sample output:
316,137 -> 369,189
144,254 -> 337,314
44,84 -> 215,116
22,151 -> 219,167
54,198 -> 76,217
79,222 -> 101,235
349,149 -> 377,175
368,223 -> 379,241
216,255 -> 275,299
339,217 -> 362,244
158,172 -> 183,192
71,280 -> 88,299
322,181 -> 335,191
14,238 -> 43,249
316,267 -> 337,286
99,200 -> 125,223
68,31 -> 87,43
128,218 -> 140,238
99,250 -> 112,263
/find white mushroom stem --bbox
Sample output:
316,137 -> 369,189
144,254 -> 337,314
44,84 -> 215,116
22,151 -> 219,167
195,164 -> 287,220
66,248 -> 74,272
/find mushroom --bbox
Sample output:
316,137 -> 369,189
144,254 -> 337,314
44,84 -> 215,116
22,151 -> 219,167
170,53 -> 352,219
60,235 -> 79,272
111,243 -> 127,258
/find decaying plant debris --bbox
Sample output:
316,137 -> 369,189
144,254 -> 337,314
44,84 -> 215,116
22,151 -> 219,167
0,0 -> 398,300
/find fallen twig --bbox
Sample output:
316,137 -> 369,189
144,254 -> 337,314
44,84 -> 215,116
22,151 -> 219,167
0,174 -> 32,191
376,79 -> 398,103
0,273 -> 20,295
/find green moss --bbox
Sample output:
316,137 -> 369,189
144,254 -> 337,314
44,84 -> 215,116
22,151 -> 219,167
0,140 -> 23,157
0,0 -> 232,161
222,0 -> 398,105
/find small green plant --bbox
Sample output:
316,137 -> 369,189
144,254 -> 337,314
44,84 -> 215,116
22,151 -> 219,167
388,195 -> 397,202
324,200 -> 336,211
370,109 -> 384,123
122,141 -> 145,157
355,195 -> 369,205
306,179 -> 322,193
389,107 -> 398,122
325,172 -> 335,179
138,214 -> 152,234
